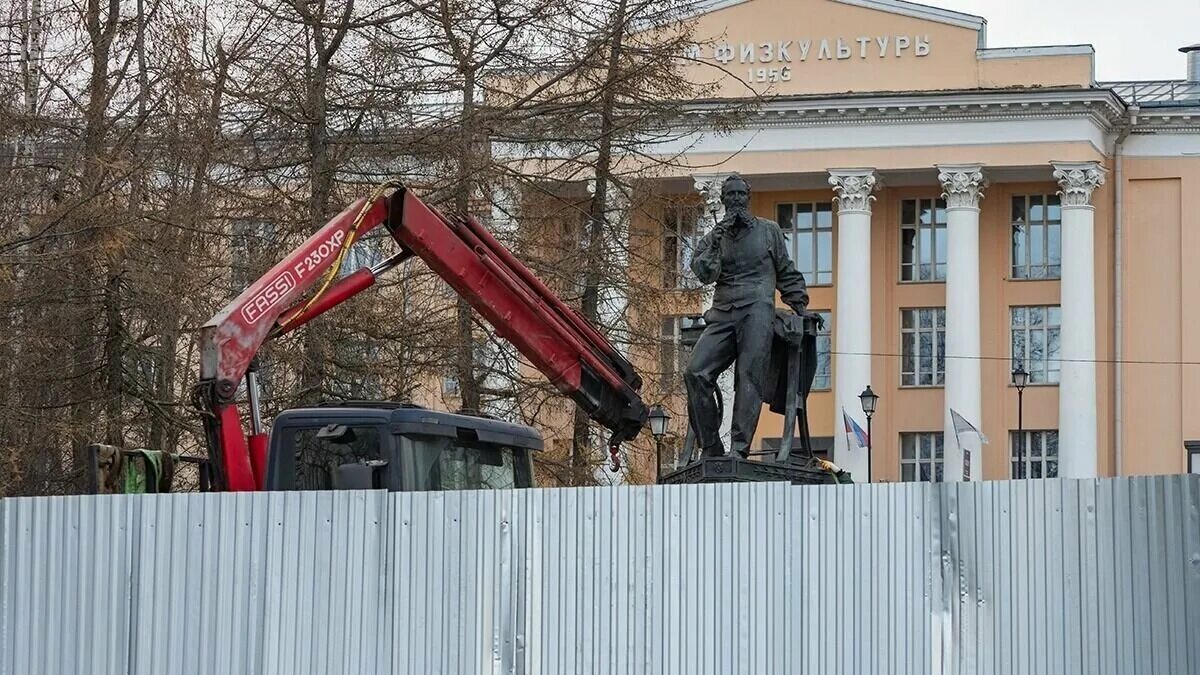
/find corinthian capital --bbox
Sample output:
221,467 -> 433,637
828,169 -> 878,214
1051,161 -> 1107,208
692,173 -> 728,216
936,164 -> 986,209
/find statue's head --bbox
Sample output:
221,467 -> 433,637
721,173 -> 750,211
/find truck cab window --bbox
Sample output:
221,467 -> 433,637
292,425 -> 384,490
409,436 -> 530,491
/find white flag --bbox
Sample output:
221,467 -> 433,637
950,408 -> 989,445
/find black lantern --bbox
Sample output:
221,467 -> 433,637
858,385 -> 879,482
859,385 -> 879,416
648,405 -> 671,484
648,405 -> 670,439
1012,365 -> 1029,478
1011,365 -> 1030,391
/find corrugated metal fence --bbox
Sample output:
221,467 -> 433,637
3,477 -> 1198,674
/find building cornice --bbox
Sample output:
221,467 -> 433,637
1131,109 -> 1200,133
831,0 -> 986,33
670,0 -> 987,45
977,45 -> 1094,59
680,88 -> 1127,130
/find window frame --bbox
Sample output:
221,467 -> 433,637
1010,305 -> 1062,386
899,197 -> 948,283
330,338 -> 384,400
812,309 -> 833,391
230,219 -> 276,294
277,420 -> 395,491
1186,441 -> 1200,475
662,204 -> 704,290
899,432 -> 945,482
775,201 -> 835,286
1010,194 -> 1063,280
659,314 -> 704,392
1010,430 -> 1060,479
900,307 -> 946,388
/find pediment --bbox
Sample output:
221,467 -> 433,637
678,0 -> 1090,97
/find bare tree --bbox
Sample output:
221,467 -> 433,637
0,0 -> 754,495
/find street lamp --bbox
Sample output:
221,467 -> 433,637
1012,365 -> 1029,478
648,405 -> 671,484
859,385 -> 879,483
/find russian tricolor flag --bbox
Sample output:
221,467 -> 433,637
843,408 -> 869,449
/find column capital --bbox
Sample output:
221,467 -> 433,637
936,164 -> 987,209
691,173 -> 728,215
828,168 -> 878,214
1051,161 -> 1107,208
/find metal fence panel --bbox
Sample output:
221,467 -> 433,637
3,477 -> 1199,674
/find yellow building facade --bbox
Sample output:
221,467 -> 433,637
633,0 -> 1200,482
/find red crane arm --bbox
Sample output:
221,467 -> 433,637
195,184 -> 647,491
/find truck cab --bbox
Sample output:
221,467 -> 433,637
263,402 -> 540,491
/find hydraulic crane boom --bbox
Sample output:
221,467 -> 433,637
194,183 -> 647,491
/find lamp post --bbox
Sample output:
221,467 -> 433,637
1012,365 -> 1029,478
859,385 -> 879,482
648,405 -> 670,484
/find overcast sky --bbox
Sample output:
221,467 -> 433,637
932,0 -> 1199,81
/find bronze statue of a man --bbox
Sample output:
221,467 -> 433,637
684,174 -> 810,457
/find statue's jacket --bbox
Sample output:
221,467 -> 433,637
690,216 -> 810,315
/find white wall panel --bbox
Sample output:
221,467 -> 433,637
3,477 -> 1199,674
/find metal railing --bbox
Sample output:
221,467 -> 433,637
1101,79 -> 1200,105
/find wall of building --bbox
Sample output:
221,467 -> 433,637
681,0 -> 1093,99
1121,157 -> 1200,475
734,173 -> 1117,481
507,0 -> 1199,482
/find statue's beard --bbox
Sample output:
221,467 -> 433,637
724,205 -> 752,227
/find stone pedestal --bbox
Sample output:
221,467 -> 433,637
660,456 -> 849,486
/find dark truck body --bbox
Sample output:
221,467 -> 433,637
264,402 -> 541,492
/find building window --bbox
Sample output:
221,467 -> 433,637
900,432 -> 944,482
1011,306 -> 1061,384
1187,441 -> 1200,474
231,219 -> 275,293
331,338 -> 383,399
1011,195 -> 1062,279
662,205 -> 703,289
901,308 -> 945,387
1011,430 -> 1059,478
900,198 -> 947,282
813,310 -> 832,391
660,315 -> 704,391
776,202 -> 833,285
341,231 -> 385,277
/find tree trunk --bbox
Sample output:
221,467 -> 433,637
570,0 -> 628,485
453,72 -> 482,411
70,0 -> 121,472
298,20 -> 337,406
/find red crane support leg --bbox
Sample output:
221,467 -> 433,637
215,404 -> 257,491
248,434 -> 269,489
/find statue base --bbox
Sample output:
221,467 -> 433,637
659,455 -> 850,486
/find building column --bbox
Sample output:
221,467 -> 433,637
829,169 -> 877,481
938,165 -> 986,482
1052,161 -> 1106,478
692,173 -> 734,449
